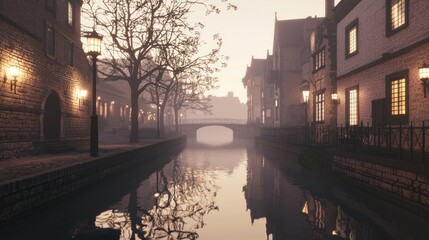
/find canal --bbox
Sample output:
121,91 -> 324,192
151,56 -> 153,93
2,127 -> 429,239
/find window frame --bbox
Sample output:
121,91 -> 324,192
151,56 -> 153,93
45,25 -> 56,57
314,90 -> 325,123
65,41 -> 74,66
386,0 -> 409,37
312,47 -> 326,72
386,70 -> 409,124
345,19 -> 359,59
345,86 -> 359,126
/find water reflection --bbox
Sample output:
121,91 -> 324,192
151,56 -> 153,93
92,156 -> 219,240
244,145 -> 395,240
196,126 -> 233,146
2,140 -> 428,240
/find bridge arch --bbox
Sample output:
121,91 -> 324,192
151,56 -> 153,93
196,126 -> 234,145
180,118 -> 254,139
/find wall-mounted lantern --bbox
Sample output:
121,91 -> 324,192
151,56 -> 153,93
331,92 -> 340,104
77,89 -> 87,106
4,66 -> 20,94
419,63 -> 429,98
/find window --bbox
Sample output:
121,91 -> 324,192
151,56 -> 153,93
346,87 -> 359,126
345,19 -> 358,58
386,70 -> 408,124
313,48 -> 325,71
315,92 -> 325,122
386,0 -> 408,35
67,2 -> 74,26
65,41 -> 74,66
45,26 -> 55,56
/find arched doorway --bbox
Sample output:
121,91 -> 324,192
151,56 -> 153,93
43,92 -> 61,140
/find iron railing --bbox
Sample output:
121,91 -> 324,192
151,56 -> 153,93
260,122 -> 429,163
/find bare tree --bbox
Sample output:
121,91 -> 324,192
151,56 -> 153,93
83,0 -> 236,143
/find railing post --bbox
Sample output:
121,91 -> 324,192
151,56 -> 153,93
388,122 -> 392,153
340,124 -> 343,151
360,121 -> 363,153
423,121 -> 426,163
378,123 -> 381,154
399,122 -> 402,160
410,121 -> 414,162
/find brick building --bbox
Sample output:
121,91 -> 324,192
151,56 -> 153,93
335,0 -> 429,127
272,16 -> 322,126
242,57 -> 265,124
0,0 -> 91,159
308,0 -> 337,129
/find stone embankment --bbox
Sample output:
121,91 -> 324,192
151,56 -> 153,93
0,136 -> 186,224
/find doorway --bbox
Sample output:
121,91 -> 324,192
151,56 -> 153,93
44,92 -> 62,140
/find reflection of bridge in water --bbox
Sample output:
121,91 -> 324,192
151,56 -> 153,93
180,118 -> 257,138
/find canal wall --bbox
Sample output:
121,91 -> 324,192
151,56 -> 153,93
0,136 -> 186,224
332,154 -> 429,214
255,137 -> 429,216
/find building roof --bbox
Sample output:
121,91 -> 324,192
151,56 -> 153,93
242,58 -> 266,86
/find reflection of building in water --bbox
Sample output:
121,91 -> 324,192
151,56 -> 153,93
244,147 -> 314,239
332,206 -> 380,240
244,146 -> 388,240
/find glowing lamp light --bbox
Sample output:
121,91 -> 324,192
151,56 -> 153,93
302,90 -> 309,103
419,63 -> 429,98
84,30 -> 103,57
6,65 -> 20,94
78,89 -> 88,99
8,66 -> 20,79
331,93 -> 338,100
111,100 -> 115,104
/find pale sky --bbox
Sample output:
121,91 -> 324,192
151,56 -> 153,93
198,0 -> 339,103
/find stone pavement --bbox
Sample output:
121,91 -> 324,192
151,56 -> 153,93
0,132 -> 165,185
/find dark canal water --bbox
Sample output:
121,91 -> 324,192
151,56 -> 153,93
2,127 -> 429,239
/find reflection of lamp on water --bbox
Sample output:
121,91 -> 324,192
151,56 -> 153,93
301,201 -> 309,214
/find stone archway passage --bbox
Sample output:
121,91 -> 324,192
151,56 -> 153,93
43,92 -> 61,140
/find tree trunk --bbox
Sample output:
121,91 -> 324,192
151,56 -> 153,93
130,87 -> 139,143
159,105 -> 165,138
156,105 -> 160,138
174,107 -> 179,135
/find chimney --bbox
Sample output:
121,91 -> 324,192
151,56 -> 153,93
325,0 -> 335,19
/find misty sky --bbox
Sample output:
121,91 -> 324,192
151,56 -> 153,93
196,0 -> 339,103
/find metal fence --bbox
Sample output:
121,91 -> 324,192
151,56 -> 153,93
260,122 -> 429,163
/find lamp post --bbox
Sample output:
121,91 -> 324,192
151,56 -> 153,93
84,30 -> 102,157
300,80 -> 310,126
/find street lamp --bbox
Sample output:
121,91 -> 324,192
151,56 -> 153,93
84,30 -> 102,157
300,80 -> 310,125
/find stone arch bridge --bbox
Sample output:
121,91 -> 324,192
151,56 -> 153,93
180,118 -> 257,138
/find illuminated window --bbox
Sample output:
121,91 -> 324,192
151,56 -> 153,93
386,70 -> 408,124
387,0 -> 408,35
346,88 -> 358,126
67,2 -> 73,26
313,48 -> 325,71
45,26 -> 55,56
345,19 -> 358,58
391,79 -> 406,115
315,93 -> 325,122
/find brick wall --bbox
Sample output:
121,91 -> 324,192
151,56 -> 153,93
337,0 -> 429,76
0,136 -> 187,224
332,155 -> 429,208
0,1 -> 91,159
337,42 -> 429,126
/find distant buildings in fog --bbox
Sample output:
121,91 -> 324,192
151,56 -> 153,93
185,92 -> 247,120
